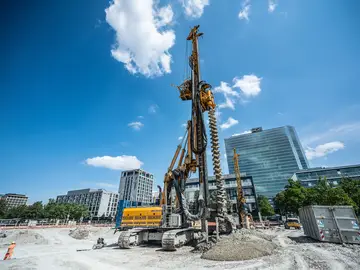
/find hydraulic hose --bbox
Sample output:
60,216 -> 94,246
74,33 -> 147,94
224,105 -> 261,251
172,169 -> 204,221
190,91 -> 207,155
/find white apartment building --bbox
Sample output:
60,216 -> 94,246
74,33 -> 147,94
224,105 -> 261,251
152,191 -> 160,204
56,189 -> 119,218
2,193 -> 28,208
119,169 -> 154,204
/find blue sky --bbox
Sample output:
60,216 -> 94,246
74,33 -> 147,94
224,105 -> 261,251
1,0 -> 360,203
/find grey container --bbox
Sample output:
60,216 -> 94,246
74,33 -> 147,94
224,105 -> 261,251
299,205 -> 360,244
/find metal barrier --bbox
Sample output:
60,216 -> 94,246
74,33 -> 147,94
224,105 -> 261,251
0,223 -> 115,230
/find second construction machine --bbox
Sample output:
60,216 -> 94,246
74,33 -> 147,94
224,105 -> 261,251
117,25 -> 233,251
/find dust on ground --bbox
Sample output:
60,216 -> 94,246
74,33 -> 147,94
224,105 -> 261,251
0,226 -> 359,270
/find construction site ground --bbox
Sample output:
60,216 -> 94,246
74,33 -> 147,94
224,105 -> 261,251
0,226 -> 359,270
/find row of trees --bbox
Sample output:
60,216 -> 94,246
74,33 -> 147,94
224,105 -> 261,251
0,199 -> 89,221
274,177 -> 360,215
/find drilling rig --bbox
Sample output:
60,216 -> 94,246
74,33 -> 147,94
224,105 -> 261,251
117,25 -> 232,251
233,148 -> 248,228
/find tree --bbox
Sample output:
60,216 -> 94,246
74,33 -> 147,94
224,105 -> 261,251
258,195 -> 275,216
47,198 -> 56,205
44,200 -> 59,219
324,187 -> 357,209
284,180 -> 309,214
71,204 -> 89,220
25,202 -> 44,219
340,178 -> 360,214
5,205 -> 27,219
0,200 -> 7,218
308,178 -> 357,210
1,201 -> 88,221
274,191 -> 286,215
274,177 -> 358,216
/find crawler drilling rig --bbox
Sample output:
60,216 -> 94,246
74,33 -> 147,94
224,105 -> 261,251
233,148 -> 248,228
117,25 -> 232,251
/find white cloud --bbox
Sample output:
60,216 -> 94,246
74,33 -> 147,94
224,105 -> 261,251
105,0 -> 175,77
305,141 -> 345,160
214,74 -> 262,110
137,115 -> 144,119
178,136 -> 183,140
239,5 -> 250,21
156,5 -> 174,27
214,82 -> 239,110
182,0 -> 209,19
218,95 -> 236,110
232,130 -> 251,136
233,75 -> 262,97
214,81 -> 239,97
148,104 -> 159,114
238,0 -> 251,21
128,121 -> 144,130
182,123 -> 188,128
302,122 -> 360,145
215,110 -> 222,121
85,155 -> 143,170
220,117 -> 239,130
268,0 -> 277,13
329,123 -> 360,134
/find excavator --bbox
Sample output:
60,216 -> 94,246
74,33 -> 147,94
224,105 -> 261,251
117,25 -> 233,251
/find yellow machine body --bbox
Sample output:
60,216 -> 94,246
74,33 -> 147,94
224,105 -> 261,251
121,207 -> 163,228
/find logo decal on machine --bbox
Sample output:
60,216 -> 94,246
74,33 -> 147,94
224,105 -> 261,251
351,221 -> 359,229
317,220 -> 325,228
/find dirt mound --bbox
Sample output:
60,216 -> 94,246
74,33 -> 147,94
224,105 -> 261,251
69,227 -> 91,240
201,229 -> 278,261
0,230 -> 48,246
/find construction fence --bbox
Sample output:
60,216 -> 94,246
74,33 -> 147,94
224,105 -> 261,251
0,219 -> 115,230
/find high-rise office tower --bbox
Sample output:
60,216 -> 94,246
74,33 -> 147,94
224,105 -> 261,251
225,126 -> 309,198
119,169 -> 154,204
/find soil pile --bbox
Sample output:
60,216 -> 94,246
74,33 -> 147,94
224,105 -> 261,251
69,227 -> 91,240
0,230 -> 48,246
201,229 -> 278,261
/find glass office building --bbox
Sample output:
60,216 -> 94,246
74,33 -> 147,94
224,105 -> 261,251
292,164 -> 360,187
225,126 -> 309,198
185,173 -> 258,215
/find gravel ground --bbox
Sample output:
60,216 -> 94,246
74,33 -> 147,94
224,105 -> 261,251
0,227 -> 359,269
